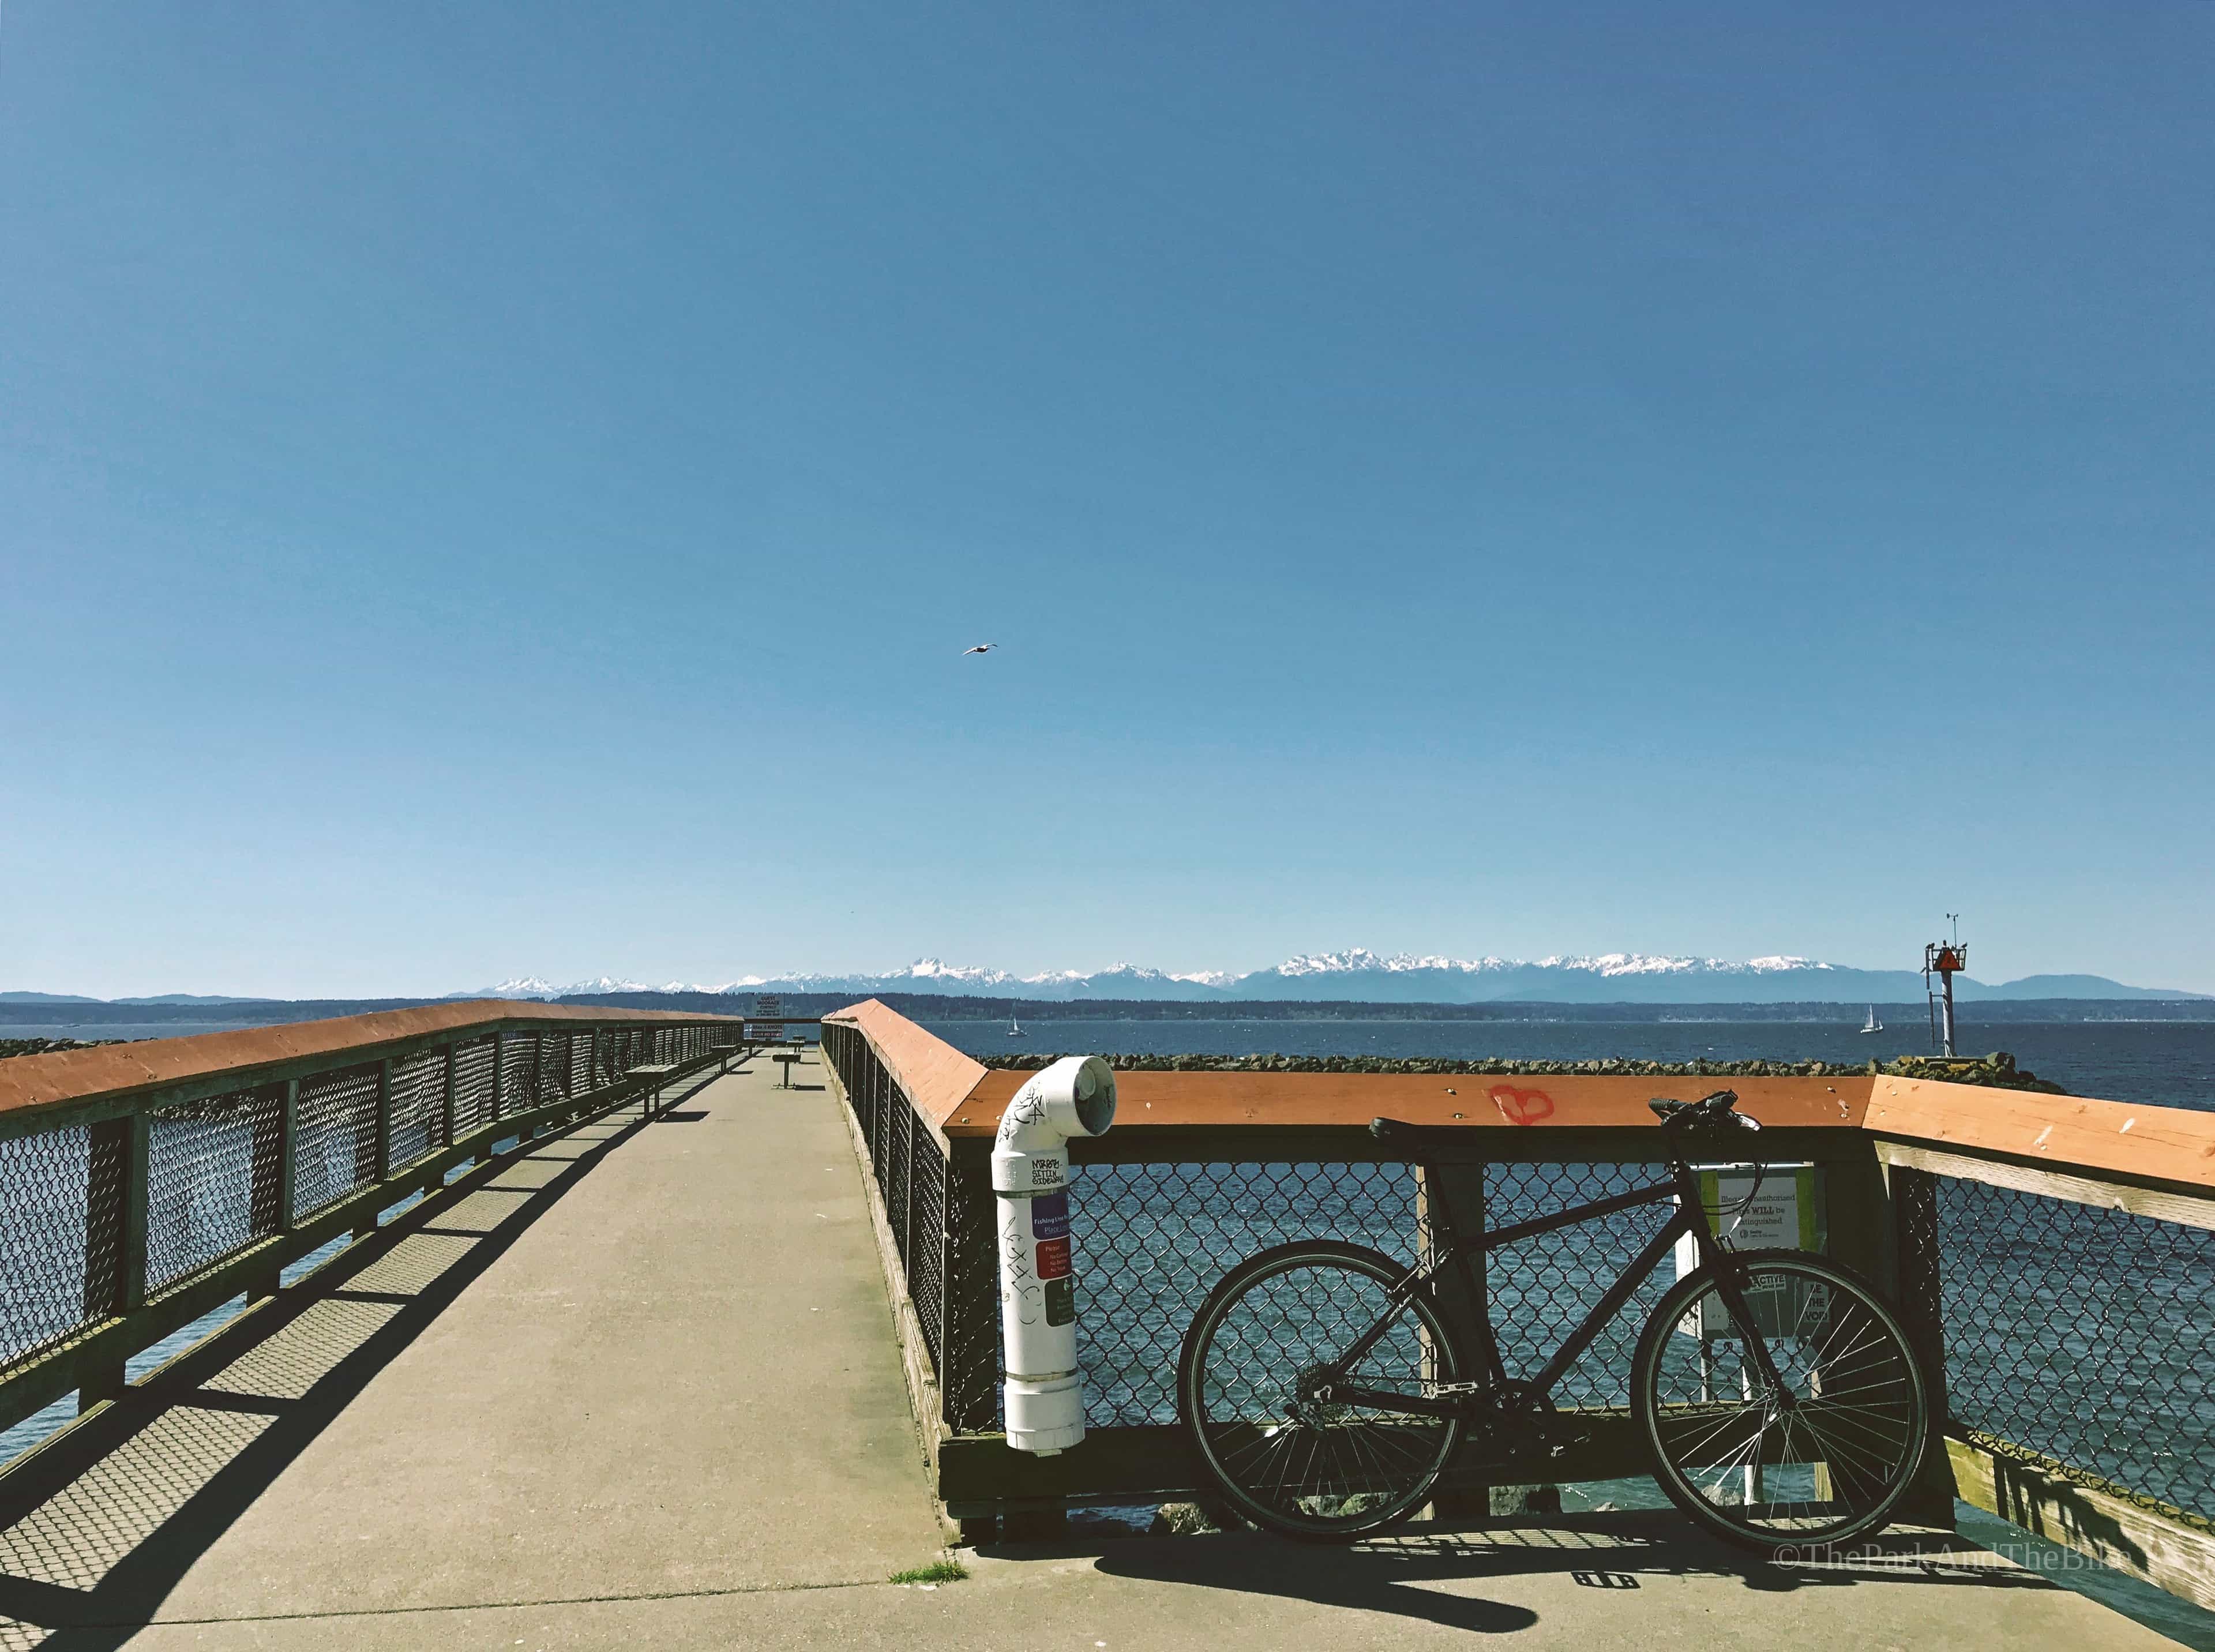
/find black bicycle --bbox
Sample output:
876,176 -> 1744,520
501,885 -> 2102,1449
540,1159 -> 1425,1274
1177,1090 -> 1929,1551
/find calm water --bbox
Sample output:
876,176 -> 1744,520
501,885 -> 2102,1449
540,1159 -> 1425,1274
3,1023 -> 258,1042
926,1018 -> 2215,1111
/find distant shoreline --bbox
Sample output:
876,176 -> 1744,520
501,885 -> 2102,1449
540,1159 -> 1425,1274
5,989 -> 2213,1032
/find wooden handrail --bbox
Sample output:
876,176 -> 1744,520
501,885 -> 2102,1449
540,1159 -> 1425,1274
0,1000 -> 741,1121
1864,1075 -> 2215,1194
821,1000 -> 986,1145
827,1000 -> 2215,1193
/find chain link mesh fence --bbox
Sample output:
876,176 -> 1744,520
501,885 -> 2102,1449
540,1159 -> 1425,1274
885,1098 -> 913,1272
146,1086 -> 286,1294
0,1127 -> 99,1366
500,1037 -> 539,1120
1926,1175 -> 2215,1527
452,1037 -> 498,1137
943,1154 -> 1001,1433
942,1157 -> 1677,1435
1070,1160 -> 1420,1430
291,1064 -> 381,1219
1486,1161 -> 1680,1411
911,1148 -> 947,1377
385,1052 -> 447,1174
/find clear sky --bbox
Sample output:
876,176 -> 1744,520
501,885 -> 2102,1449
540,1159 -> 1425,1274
2,3 -> 2210,998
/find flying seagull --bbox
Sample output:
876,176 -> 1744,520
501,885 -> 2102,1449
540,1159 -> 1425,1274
960,643 -> 997,655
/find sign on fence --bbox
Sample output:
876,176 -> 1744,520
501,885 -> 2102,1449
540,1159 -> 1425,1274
1672,1163 -> 1824,1339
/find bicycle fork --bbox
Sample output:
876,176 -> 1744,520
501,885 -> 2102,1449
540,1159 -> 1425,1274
1669,1159 -> 1796,1405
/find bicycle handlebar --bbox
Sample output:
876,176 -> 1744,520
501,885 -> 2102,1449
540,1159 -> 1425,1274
1647,1089 -> 1760,1133
1369,1091 -> 1758,1157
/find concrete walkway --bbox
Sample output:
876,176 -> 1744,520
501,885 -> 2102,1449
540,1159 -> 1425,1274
0,1052 -> 2195,1649
0,1053 -> 944,1648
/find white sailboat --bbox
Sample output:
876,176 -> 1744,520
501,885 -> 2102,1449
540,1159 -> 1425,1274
1860,1005 -> 1883,1035
1008,1014 -> 1025,1039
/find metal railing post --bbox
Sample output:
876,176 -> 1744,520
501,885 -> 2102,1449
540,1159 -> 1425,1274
441,1046 -> 458,1153
1417,1158 -> 1516,1519
356,1058 -> 392,1238
80,1112 -> 149,1408
1890,1162 -> 1961,1522
374,1056 -> 394,1182
246,1082 -> 291,1300
277,1077 -> 299,1232
121,1114 -> 150,1317
902,1100 -> 916,1269
938,1152 -> 953,1407
524,1033 -> 544,1136
490,1032 -> 507,1124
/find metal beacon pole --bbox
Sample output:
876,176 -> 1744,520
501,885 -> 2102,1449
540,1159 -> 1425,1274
1923,919 -> 1965,1058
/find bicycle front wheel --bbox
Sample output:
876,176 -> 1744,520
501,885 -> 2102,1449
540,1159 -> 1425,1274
1632,1251 -> 1928,1553
1177,1241 -> 1465,1541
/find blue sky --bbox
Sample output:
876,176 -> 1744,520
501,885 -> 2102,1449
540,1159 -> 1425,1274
2,3 -> 2210,997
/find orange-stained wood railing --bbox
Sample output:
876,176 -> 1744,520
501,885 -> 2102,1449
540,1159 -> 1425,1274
823,998 -> 2215,1604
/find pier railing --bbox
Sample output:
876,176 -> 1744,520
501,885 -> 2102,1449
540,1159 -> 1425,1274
0,1002 -> 744,1446
823,999 -> 2215,1605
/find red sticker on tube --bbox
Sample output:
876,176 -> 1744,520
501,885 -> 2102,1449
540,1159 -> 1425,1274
1034,1237 -> 1072,1281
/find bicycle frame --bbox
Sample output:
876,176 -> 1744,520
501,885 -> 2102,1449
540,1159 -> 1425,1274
1320,1154 -> 1789,1417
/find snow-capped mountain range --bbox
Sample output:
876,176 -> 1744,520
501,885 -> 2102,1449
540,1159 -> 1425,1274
460,949 -> 2206,1004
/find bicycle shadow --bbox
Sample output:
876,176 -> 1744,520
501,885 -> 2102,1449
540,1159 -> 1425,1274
1064,1509 -> 2058,1636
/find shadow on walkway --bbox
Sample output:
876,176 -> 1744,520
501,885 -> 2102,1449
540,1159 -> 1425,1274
1063,1511 -> 2060,1638
0,1067 -> 730,1652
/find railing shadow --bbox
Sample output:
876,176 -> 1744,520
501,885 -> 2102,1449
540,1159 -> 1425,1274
1068,1510 -> 2062,1637
0,1065 -> 729,1651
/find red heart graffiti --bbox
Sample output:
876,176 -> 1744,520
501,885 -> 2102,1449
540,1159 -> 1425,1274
1489,1084 -> 1555,1126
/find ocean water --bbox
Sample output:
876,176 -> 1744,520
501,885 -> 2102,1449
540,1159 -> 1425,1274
21,1017 -> 2213,1109
2,1023 -> 254,1043
926,1018 -> 2215,1112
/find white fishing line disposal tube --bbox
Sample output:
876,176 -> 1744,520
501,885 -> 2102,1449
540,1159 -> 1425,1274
992,1056 -> 1116,1454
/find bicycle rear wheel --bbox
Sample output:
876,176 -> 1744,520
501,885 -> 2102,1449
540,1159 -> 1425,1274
1632,1251 -> 1927,1553
1177,1241 -> 1465,1541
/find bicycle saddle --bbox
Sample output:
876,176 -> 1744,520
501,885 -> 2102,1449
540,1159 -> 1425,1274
1368,1117 -> 1489,1159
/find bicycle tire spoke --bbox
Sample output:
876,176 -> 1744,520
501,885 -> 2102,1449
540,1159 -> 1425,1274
1640,1258 -> 1924,1545
1660,1397 -> 1770,1463
1187,1250 -> 1461,1535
